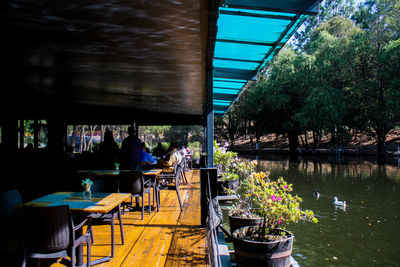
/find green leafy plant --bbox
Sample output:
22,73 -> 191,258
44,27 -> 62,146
214,141 -> 258,182
227,169 -> 266,219
81,178 -> 93,191
214,141 -> 237,174
232,171 -> 318,242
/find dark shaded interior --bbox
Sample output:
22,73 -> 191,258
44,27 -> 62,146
1,0 -> 212,123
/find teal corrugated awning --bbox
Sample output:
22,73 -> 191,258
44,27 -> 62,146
213,0 -> 319,116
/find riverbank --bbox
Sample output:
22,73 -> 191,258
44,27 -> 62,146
230,129 -> 400,157
233,146 -> 400,157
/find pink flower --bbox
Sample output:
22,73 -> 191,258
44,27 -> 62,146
283,185 -> 288,189
271,195 -> 276,201
278,220 -> 282,225
277,196 -> 282,201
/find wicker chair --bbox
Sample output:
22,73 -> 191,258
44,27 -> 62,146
0,190 -> 23,266
157,165 -> 183,211
159,161 -> 183,187
0,189 -> 23,221
119,170 -> 152,220
21,205 -> 91,267
179,159 -> 188,184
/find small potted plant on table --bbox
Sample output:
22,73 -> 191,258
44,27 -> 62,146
230,172 -> 318,267
82,178 -> 93,200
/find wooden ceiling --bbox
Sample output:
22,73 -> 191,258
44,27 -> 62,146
1,0 -> 214,124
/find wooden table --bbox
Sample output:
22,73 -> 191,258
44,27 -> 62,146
77,169 -> 120,177
76,169 -> 163,211
142,169 -> 162,211
143,169 -> 162,177
22,192 -> 130,266
77,169 -> 161,177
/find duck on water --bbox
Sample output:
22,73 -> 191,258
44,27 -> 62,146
313,189 -> 320,199
333,196 -> 346,207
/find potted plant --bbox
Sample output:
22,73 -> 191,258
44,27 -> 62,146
214,141 -> 238,186
226,160 -> 260,234
214,141 -> 257,191
230,172 -> 318,266
81,178 -> 93,200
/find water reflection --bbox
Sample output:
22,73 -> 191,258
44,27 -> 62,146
253,155 -> 400,183
235,155 -> 400,266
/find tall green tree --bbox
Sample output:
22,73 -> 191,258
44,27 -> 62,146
349,0 -> 400,154
294,0 -> 356,49
247,49 -> 315,152
296,86 -> 345,148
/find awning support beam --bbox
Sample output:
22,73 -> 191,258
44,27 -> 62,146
216,38 -> 285,47
220,9 -> 295,20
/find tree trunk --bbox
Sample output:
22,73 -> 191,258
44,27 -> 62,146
70,125 -> 78,152
288,130 -> 299,153
312,130 -> 317,150
101,125 -> 106,142
79,126 -> 84,153
87,125 -> 96,152
376,128 -> 386,156
83,126 -> 88,152
299,134 -> 305,148
304,132 -> 309,149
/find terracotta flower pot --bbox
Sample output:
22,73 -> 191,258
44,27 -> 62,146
232,226 -> 294,267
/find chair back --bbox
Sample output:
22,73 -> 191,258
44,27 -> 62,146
91,178 -> 118,193
0,189 -> 23,217
173,161 -> 180,174
179,159 -> 185,170
22,205 -> 73,253
119,170 -> 144,195
175,165 -> 182,187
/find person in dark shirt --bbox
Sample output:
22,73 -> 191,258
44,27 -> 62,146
98,129 -> 119,169
120,127 -> 141,170
152,142 -> 166,158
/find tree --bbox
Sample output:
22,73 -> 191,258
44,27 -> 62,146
296,86 -> 345,148
214,116 -> 228,142
349,0 -> 400,154
294,0 -> 356,49
352,0 -> 400,40
245,48 -> 315,152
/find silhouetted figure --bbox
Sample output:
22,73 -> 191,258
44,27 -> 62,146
120,127 -> 141,170
65,144 -> 75,158
98,130 -> 119,169
152,143 -> 166,158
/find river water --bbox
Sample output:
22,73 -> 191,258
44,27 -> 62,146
227,155 -> 400,266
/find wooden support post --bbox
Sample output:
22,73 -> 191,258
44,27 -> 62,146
200,167 -> 217,227
205,66 -> 214,168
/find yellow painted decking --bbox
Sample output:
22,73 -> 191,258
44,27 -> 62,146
56,169 -> 208,267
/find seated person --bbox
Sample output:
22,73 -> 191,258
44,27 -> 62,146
178,144 -> 187,157
163,142 -> 182,167
184,144 -> 192,169
152,142 -> 166,158
138,143 -> 157,166
184,144 -> 192,158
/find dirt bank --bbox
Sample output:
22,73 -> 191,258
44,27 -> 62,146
230,129 -> 400,156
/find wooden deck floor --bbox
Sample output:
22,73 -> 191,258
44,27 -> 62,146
54,169 -> 208,267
